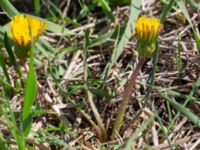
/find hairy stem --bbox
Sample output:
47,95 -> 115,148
111,57 -> 145,139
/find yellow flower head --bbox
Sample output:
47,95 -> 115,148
10,14 -> 46,48
135,16 -> 162,58
10,14 -> 46,60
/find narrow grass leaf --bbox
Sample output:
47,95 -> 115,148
2,16 -> 76,37
90,88 -> 112,99
162,94 -> 200,127
0,133 -> 8,149
0,79 -> 13,97
22,48 -> 37,137
0,0 -> 74,35
99,0 -> 115,22
0,0 -> 75,49
147,0 -> 176,98
154,110 -> 173,149
147,0 -> 175,90
0,49 -> 10,83
111,0 -> 140,63
176,33 -> 182,78
152,86 -> 200,102
83,30 -> 107,141
193,31 -> 200,54
0,98 -> 25,150
166,76 -> 200,130
108,0 -> 131,5
4,33 -> 21,76
56,26 -> 124,54
45,0 -> 63,17
186,0 -> 200,9
103,0 -> 141,77
0,27 -> 6,43
34,0 -> 40,16
177,0 -> 200,54
160,0 -> 175,23
177,0 -> 192,26
125,117 -> 153,150
0,0 -> 19,18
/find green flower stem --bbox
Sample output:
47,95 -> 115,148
111,57 -> 145,139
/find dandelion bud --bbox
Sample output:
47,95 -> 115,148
135,16 -> 162,58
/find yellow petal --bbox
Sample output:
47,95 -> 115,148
10,14 -> 47,47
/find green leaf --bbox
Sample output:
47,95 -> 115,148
177,0 -> 200,54
160,0 -> 175,23
4,33 -> 21,76
186,0 -> 200,10
0,97 -> 25,150
99,0 -> 115,22
108,0 -> 131,5
103,0 -> 141,78
194,32 -> 200,54
162,94 -> 200,127
34,0 -> 40,16
0,48 -> 10,83
0,0 -> 19,18
22,48 -> 37,137
176,33 -> 182,77
90,88 -> 112,99
125,117 -> 153,150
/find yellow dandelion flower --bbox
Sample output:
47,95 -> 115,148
135,16 -> 162,58
10,14 -> 46,60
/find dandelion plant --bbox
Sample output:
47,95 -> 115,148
112,16 -> 162,139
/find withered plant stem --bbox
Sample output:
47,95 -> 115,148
111,57 -> 145,139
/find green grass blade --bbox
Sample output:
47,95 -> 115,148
22,48 -> 37,137
177,0 -> 193,26
0,0 -> 76,36
83,30 -> 107,141
176,33 -> 182,78
167,75 -> 200,129
152,86 -> 200,102
56,26 -> 124,55
2,16 -> 76,36
0,78 -> 13,97
108,0 -> 131,5
186,0 -> 200,9
0,28 -> 5,43
177,0 -> 200,54
0,0 -> 19,18
110,0 -> 140,64
99,0 -> 115,22
161,94 -> 200,127
160,0 -> 175,23
154,110 -> 173,150
4,33 -> 21,77
147,0 -> 176,95
34,0 -> 40,16
125,117 -> 153,150
194,32 -> 200,54
103,0 -> 141,78
0,98 -> 25,150
0,133 -> 8,149
0,48 -> 10,83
